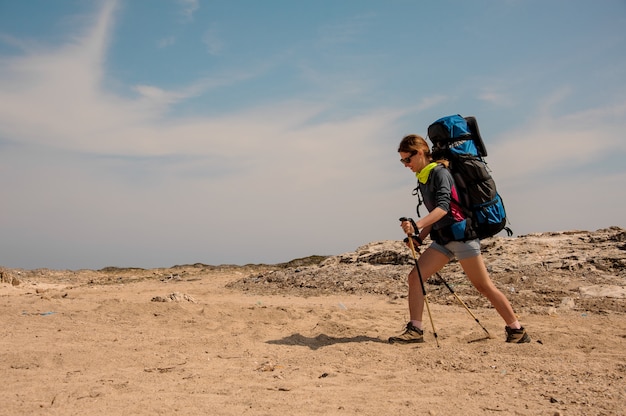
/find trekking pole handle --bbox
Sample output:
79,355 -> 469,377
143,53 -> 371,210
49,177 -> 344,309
399,217 -> 419,235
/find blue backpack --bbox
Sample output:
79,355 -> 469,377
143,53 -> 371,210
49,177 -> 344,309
426,114 -> 512,240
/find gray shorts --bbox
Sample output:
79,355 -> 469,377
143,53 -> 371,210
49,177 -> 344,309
430,239 -> 481,260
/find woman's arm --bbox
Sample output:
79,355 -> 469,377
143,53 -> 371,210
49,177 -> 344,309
401,207 -> 446,239
416,207 -> 447,231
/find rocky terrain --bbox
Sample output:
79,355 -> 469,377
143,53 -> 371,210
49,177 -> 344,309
2,227 -> 624,316
228,227 -> 626,314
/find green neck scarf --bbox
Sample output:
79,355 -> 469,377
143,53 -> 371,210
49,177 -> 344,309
416,162 -> 438,184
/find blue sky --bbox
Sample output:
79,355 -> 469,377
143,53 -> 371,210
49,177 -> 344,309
1,0 -> 625,270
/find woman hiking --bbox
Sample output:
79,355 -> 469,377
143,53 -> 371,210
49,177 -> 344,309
389,134 -> 530,344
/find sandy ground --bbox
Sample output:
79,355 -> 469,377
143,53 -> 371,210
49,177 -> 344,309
1,267 -> 625,416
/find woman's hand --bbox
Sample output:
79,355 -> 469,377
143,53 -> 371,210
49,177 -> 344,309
400,219 -> 415,235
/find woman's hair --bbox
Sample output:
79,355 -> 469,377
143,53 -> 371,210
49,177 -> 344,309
398,134 -> 449,167
398,134 -> 431,158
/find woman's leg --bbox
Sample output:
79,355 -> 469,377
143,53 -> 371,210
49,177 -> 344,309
389,246 -> 450,344
408,247 -> 450,323
458,253 -> 519,327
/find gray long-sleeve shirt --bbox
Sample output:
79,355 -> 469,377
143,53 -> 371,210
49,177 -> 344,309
418,165 -> 465,232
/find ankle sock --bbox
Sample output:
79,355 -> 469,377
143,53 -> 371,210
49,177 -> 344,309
410,320 -> 423,330
507,321 -> 522,330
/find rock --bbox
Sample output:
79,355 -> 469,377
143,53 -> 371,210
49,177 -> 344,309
559,297 -> 576,309
579,285 -> 626,299
0,268 -> 20,286
151,292 -> 196,303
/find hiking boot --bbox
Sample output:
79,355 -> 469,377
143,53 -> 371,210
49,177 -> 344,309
388,322 -> 424,344
505,326 -> 531,343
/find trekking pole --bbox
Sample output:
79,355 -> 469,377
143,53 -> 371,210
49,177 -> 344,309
399,217 -> 439,348
433,272 -> 492,338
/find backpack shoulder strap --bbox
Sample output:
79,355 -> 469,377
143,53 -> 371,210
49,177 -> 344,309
412,163 -> 445,218
412,184 -> 424,218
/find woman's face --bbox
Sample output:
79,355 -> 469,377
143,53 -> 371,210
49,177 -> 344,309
399,150 -> 424,172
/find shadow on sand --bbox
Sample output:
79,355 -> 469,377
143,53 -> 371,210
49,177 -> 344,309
266,333 -> 387,350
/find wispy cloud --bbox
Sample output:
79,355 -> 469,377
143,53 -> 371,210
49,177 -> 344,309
478,90 -> 514,107
488,90 -> 626,184
202,26 -> 224,55
0,2 -> 269,157
179,0 -> 199,21
157,36 -> 176,48
0,33 -> 39,52
317,12 -> 375,45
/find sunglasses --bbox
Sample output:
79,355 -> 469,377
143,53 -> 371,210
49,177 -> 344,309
400,152 -> 416,164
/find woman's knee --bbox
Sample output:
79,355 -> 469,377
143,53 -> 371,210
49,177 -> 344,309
476,283 -> 506,301
473,283 -> 492,296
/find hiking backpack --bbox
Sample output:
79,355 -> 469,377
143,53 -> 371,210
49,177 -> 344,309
424,114 -> 512,239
